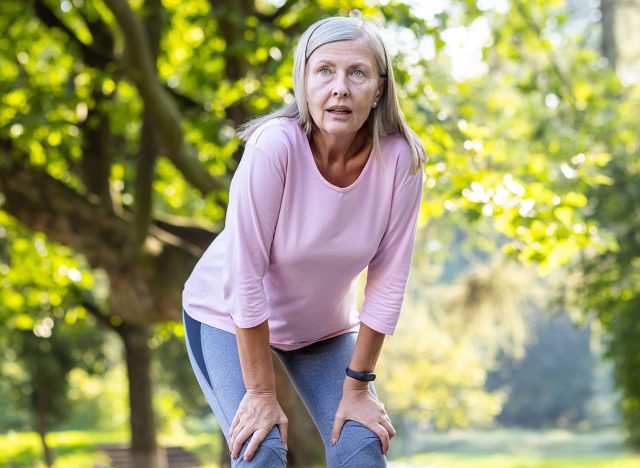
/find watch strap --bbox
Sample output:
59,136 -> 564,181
346,366 -> 376,382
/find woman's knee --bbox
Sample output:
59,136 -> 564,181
326,421 -> 386,467
233,430 -> 287,467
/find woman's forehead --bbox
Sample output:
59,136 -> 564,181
308,39 -> 376,64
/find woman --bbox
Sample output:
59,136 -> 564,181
182,11 -> 426,467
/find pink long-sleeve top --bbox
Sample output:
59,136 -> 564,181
182,117 -> 424,350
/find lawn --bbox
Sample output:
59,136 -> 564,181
1,427 -> 638,467
0,430 -> 220,467
389,453 -> 640,467
389,427 -> 640,467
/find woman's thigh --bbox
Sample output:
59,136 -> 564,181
274,332 -> 386,467
182,310 -> 286,467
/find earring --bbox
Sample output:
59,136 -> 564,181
372,101 -> 378,108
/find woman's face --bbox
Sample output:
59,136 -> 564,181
304,39 -> 383,139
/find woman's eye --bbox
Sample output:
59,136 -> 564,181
319,68 -> 330,75
352,70 -> 365,77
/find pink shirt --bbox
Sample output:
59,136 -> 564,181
182,118 -> 424,350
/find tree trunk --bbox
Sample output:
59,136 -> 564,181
219,431 -> 231,467
601,0 -> 617,67
273,357 -> 325,467
33,389 -> 54,468
120,324 -> 167,468
37,430 -> 54,468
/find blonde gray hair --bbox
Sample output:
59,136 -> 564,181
237,13 -> 426,176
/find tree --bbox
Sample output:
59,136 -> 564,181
0,1 -> 435,465
378,0 -> 639,447
561,0 -> 640,447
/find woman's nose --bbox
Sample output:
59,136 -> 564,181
332,75 -> 349,97
332,86 -> 348,97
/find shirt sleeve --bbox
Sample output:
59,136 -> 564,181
222,135 -> 287,328
359,161 -> 424,335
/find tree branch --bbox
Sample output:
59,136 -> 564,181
130,0 -> 163,254
152,213 -> 217,250
81,88 -> 113,205
512,0 -> 576,108
75,288 -> 121,332
0,156 -> 207,324
34,0 -> 114,68
0,161 -> 128,269
35,0 -> 203,112
600,0 -> 617,67
104,0 -> 228,195
255,0 -> 297,23
132,111 -> 157,253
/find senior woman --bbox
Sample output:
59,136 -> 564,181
182,11 -> 426,467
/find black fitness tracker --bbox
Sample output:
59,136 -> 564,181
346,366 -> 376,382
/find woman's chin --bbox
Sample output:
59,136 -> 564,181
315,121 -> 363,138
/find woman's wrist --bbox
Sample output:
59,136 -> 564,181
343,375 -> 370,392
245,387 -> 277,397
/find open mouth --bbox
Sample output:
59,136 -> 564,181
327,106 -> 352,115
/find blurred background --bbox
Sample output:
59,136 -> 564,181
1,0 -> 639,467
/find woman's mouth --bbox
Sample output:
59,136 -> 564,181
326,106 -> 352,115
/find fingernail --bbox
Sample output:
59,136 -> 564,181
331,438 -> 336,445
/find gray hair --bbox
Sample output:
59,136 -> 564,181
237,13 -> 426,176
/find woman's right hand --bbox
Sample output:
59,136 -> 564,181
229,389 -> 288,461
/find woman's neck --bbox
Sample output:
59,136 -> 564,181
310,128 -> 370,167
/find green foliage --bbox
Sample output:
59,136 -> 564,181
0,213 -> 109,435
378,303 -> 505,430
566,77 -> 640,444
402,0 -> 640,444
378,254 -> 544,430
151,322 -> 210,420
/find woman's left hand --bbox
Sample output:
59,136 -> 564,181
330,381 -> 396,454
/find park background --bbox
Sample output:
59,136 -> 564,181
1,0 -> 639,467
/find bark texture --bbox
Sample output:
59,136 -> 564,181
120,324 -> 167,468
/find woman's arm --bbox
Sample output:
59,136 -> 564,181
235,320 -> 276,393
223,130 -> 288,460
345,321 -> 385,383
229,321 -> 288,462
330,323 -> 396,454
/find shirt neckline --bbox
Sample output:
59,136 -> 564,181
299,124 -> 375,193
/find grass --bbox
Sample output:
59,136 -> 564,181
0,430 -> 123,467
389,453 -> 640,467
0,429 -> 224,468
388,427 -> 640,468
1,427 -> 638,467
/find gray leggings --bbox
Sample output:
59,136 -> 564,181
183,309 -> 387,467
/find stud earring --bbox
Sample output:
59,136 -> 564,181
372,101 -> 378,108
